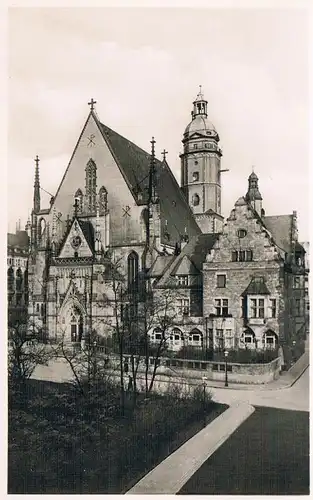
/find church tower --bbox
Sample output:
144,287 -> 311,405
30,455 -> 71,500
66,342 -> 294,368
180,87 -> 224,233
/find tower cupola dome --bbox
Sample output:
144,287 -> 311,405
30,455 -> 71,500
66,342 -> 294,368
184,86 -> 218,140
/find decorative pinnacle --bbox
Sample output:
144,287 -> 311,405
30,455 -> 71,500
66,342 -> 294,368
150,136 -> 156,158
88,98 -> 97,111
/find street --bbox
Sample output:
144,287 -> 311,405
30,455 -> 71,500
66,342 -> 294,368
211,366 -> 309,412
33,356 -> 309,412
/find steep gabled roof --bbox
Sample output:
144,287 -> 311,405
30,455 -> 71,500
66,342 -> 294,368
263,215 -> 293,254
98,121 -> 201,247
157,233 -> 219,287
148,255 -> 176,278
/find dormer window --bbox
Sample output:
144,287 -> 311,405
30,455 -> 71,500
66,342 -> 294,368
192,172 -> 199,182
193,144 -> 198,149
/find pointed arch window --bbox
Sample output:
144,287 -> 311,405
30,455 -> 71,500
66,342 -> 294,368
128,251 -> 139,295
99,186 -> 108,214
85,159 -> 97,213
74,189 -> 83,214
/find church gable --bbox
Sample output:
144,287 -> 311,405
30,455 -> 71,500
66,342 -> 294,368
58,218 -> 94,259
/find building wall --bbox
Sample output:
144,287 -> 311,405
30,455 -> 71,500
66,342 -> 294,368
202,200 -> 286,350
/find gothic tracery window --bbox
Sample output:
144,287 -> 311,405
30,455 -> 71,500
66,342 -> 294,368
128,251 -> 139,296
99,186 -> 108,214
85,159 -> 97,213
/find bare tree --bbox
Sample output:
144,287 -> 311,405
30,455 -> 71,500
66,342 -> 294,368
8,317 -> 53,402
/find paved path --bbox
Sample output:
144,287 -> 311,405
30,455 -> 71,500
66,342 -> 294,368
126,402 -> 255,495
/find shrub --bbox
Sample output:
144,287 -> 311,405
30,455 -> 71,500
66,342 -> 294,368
176,346 -> 213,361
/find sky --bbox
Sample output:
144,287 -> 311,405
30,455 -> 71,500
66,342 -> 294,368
8,6 -> 310,240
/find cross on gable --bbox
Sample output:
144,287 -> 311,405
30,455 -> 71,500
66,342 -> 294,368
88,98 -> 97,111
34,155 -> 40,166
87,133 -> 96,147
161,149 -> 168,161
122,205 -> 131,217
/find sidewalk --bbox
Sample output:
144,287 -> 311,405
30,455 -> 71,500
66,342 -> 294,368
125,402 -> 255,494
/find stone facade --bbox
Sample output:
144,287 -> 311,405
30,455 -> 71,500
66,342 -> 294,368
7,228 -> 29,325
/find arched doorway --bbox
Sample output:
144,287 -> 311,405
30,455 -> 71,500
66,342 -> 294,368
59,300 -> 86,343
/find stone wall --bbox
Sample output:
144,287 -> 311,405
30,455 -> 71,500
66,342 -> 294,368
110,354 -> 281,385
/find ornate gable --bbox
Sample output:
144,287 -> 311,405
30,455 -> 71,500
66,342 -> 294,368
58,218 -> 94,259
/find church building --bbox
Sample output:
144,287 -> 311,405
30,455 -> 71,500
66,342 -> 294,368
27,90 -> 308,353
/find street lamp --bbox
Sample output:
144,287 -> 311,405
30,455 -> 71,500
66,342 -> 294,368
202,376 -> 207,427
224,349 -> 229,387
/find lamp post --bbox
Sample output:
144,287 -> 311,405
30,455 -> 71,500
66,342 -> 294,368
202,376 -> 207,427
292,340 -> 296,364
224,349 -> 229,387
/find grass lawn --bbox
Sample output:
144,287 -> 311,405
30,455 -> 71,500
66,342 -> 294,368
179,406 -> 309,495
8,379 -> 227,494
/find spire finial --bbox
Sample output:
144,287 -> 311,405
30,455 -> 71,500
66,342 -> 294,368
197,84 -> 204,99
88,98 -> 97,111
150,136 -> 156,158
252,165 -> 255,173
161,149 -> 168,161
33,154 -> 41,213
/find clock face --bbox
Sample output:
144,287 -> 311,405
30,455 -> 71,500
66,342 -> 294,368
71,235 -> 82,249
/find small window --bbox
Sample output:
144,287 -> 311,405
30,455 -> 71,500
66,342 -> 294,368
212,364 -> 219,371
192,194 -> 200,206
192,334 -> 200,342
177,275 -> 189,286
293,277 -> 301,288
155,333 -> 162,340
217,274 -> 226,288
246,250 -> 253,261
245,336 -> 252,343
238,229 -> 247,238
194,160 -> 198,165
174,334 -> 180,341
193,144 -> 198,149
232,251 -> 238,262
192,171 -> 199,182
269,299 -> 277,318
